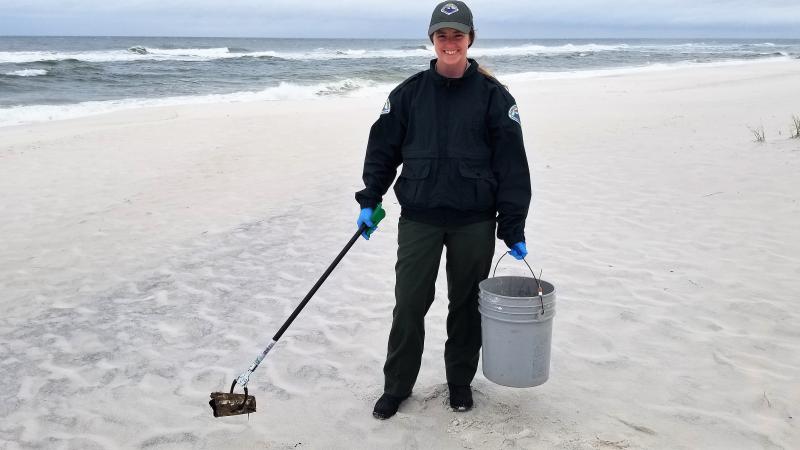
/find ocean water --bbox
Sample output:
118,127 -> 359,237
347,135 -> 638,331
1,36 -> 799,126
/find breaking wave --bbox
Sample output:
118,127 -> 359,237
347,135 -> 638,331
0,43 -> 634,64
3,69 -> 48,77
2,42 -> 797,65
0,78 -> 393,127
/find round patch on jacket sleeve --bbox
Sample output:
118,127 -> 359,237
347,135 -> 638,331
381,98 -> 391,115
508,104 -> 521,124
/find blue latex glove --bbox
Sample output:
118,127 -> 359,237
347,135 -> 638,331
508,241 -> 527,260
357,208 -> 377,240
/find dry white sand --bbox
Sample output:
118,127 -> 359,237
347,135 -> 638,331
1,59 -> 799,449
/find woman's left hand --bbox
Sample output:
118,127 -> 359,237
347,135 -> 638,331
508,242 -> 527,260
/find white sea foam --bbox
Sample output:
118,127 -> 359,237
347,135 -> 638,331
257,44 -> 626,60
0,46 -> 430,63
3,69 -> 48,77
470,43 -> 627,57
0,78 -> 394,128
0,43 -> 633,64
0,47 -> 251,63
1,42 -> 795,64
501,54 -> 795,82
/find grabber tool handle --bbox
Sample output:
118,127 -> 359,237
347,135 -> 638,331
272,203 -> 385,342
234,203 -> 387,389
214,205 -> 387,416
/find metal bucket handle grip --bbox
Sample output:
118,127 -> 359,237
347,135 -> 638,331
491,252 -> 545,314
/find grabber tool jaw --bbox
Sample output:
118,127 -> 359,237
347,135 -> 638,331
209,378 -> 257,417
210,341 -> 275,417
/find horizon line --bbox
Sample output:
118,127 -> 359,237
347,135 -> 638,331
2,34 -> 799,40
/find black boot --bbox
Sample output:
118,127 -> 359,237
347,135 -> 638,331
448,383 -> 473,412
372,393 -> 409,420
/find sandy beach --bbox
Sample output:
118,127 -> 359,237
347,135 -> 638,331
1,59 -> 799,449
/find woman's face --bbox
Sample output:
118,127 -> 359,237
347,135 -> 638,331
433,28 -> 470,67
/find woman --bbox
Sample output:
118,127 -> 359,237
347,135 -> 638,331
355,0 -> 531,419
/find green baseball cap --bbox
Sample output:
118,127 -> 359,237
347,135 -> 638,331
428,1 -> 474,36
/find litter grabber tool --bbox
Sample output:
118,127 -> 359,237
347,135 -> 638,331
209,204 -> 386,417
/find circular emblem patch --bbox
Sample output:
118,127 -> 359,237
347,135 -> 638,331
441,3 -> 459,15
508,104 -> 521,124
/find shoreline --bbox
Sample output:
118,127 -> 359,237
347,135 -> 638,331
2,56 -> 798,128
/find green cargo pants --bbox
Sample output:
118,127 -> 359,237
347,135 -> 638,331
383,216 -> 496,397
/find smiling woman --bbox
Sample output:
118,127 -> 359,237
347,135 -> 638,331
355,0 -> 532,420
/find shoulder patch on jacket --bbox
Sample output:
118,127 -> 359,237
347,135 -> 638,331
508,104 -> 521,124
380,98 -> 391,115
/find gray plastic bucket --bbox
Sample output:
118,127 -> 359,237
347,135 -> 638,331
478,275 -> 556,388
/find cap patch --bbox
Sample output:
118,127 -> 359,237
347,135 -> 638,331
381,98 -> 391,115
508,104 -> 521,124
441,3 -> 459,15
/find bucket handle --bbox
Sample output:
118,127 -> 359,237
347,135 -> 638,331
492,252 -> 545,314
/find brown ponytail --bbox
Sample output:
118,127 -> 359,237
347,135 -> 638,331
477,65 -> 509,90
471,30 -> 508,89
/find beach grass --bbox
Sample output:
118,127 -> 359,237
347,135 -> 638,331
749,124 -> 766,143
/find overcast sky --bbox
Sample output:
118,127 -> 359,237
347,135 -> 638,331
1,0 -> 798,38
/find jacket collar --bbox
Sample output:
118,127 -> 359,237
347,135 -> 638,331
429,58 -> 479,86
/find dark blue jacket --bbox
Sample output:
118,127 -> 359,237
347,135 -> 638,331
356,58 -> 531,247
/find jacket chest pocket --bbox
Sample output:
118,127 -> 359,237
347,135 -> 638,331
457,160 -> 497,210
394,159 -> 432,207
